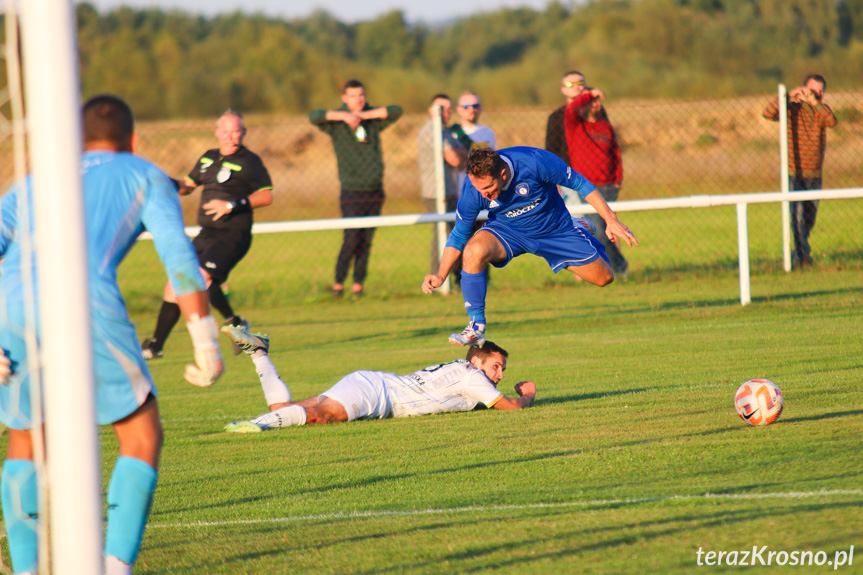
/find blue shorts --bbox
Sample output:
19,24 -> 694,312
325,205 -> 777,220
0,307 -> 156,430
482,219 -> 609,273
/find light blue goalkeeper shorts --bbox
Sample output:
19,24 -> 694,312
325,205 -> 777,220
0,309 -> 156,430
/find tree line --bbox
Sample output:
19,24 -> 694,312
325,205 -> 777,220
18,0 -> 863,119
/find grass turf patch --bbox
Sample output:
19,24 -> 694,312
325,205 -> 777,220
96,270 -> 863,573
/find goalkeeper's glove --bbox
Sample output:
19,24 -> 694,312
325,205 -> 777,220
184,314 -> 224,387
0,348 -> 11,385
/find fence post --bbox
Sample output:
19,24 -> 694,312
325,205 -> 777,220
432,104 -> 451,295
737,202 -> 751,306
778,84 -> 791,272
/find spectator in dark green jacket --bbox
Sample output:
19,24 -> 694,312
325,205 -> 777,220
309,80 -> 403,297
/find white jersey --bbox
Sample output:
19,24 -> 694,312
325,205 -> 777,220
383,359 -> 503,418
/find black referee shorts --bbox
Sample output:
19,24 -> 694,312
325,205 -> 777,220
192,227 -> 252,283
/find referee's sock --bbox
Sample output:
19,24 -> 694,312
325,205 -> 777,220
207,279 -> 235,321
151,301 -> 181,350
460,270 -> 488,326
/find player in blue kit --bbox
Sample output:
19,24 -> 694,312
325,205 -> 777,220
422,146 -> 638,346
0,95 -> 224,575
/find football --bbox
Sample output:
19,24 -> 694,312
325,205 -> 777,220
734,379 -> 785,426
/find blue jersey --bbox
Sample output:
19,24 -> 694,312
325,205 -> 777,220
0,151 -> 205,428
447,147 -> 596,251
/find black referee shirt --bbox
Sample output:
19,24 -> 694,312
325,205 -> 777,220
188,146 -> 273,231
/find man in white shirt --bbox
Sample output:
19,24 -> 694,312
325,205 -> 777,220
222,327 -> 536,432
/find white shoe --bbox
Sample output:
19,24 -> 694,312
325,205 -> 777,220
448,321 -> 486,347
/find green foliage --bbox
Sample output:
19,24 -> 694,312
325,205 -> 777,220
69,0 -> 863,119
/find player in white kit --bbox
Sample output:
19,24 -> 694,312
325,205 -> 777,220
222,327 -> 536,432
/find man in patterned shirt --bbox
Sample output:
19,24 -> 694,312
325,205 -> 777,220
763,74 -> 837,268
222,328 -> 535,432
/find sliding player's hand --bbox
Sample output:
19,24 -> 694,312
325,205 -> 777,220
514,381 -> 536,397
184,314 -> 224,387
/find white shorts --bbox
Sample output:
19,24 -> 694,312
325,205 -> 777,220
321,370 -> 392,421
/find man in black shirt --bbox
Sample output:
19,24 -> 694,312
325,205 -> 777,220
142,110 -> 273,358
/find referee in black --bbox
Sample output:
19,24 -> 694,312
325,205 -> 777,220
143,110 -> 273,358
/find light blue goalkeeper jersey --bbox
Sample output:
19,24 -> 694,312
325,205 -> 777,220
0,151 -> 205,428
0,151 -> 203,321
446,146 -> 596,251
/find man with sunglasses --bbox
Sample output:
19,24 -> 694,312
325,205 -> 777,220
545,71 -> 586,164
763,74 -> 837,269
453,91 -> 496,151
453,91 -> 497,192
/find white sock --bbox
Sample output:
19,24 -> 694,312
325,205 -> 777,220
105,555 -> 132,575
252,353 -> 291,405
250,405 -> 307,429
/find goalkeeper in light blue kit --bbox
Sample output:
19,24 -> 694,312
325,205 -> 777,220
422,147 -> 638,346
0,95 -> 224,575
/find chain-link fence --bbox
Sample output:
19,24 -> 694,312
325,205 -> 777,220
5,89 -> 862,310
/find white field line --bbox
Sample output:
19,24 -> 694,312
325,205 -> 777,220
149,489 -> 863,529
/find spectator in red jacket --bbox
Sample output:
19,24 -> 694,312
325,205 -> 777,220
564,88 -> 628,276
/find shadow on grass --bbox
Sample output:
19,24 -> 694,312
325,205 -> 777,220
782,408 -> 863,423
536,387 -> 652,406
147,496 -> 863,574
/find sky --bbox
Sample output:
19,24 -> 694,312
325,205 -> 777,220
83,0 -> 561,24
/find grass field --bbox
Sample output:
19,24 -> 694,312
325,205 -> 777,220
93,265 -> 863,574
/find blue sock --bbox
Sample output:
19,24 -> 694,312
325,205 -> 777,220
460,270 -> 488,326
1,459 -> 39,573
105,456 -> 158,565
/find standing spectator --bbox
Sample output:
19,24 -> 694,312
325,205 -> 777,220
763,74 -> 837,268
545,70 -> 586,163
452,91 -> 497,191
142,110 -> 273,359
565,87 -> 628,276
0,95 -> 223,575
453,91 -> 496,150
417,94 -> 467,274
309,80 -> 403,297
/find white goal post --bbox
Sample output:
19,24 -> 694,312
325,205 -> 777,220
18,0 -> 103,574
